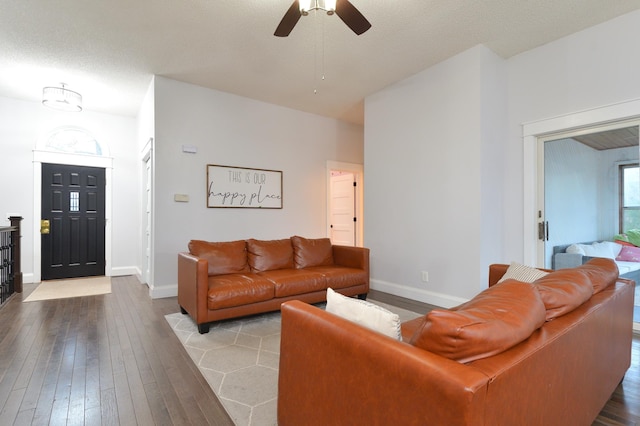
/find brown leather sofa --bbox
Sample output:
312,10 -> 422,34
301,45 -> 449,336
177,235 -> 369,333
278,258 -> 633,425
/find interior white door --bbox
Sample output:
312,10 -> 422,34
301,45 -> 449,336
330,172 -> 356,246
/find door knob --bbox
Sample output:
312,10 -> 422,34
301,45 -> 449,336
40,219 -> 50,234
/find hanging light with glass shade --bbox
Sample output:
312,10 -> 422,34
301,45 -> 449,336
42,83 -> 83,112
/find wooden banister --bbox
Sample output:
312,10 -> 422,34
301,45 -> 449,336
0,216 -> 22,306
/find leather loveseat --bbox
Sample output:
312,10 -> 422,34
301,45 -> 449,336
177,236 -> 369,333
278,258 -> 633,425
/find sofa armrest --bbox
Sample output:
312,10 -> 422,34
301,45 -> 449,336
177,252 -> 209,325
332,245 -> 369,270
278,300 -> 489,426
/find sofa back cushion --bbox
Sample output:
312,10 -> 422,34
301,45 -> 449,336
410,280 -> 546,363
575,257 -> 619,294
533,269 -> 594,320
188,239 -> 249,275
291,236 -> 334,269
247,238 -> 294,272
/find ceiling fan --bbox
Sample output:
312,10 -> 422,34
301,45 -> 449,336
274,0 -> 372,37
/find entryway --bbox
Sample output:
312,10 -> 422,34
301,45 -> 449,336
32,126 -> 113,283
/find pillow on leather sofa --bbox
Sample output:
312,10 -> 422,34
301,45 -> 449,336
410,280 -> 546,363
188,239 -> 249,275
247,238 -> 294,272
326,288 -> 401,340
291,236 -> 334,269
497,261 -> 549,283
575,257 -> 619,294
533,269 -> 593,320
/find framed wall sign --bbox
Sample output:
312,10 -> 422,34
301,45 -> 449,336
207,164 -> 283,208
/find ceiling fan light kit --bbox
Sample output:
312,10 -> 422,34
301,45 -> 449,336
275,0 -> 371,37
299,0 -> 337,15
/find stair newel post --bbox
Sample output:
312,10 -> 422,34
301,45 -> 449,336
9,216 -> 22,293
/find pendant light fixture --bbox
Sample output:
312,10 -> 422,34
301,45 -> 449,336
42,83 -> 83,112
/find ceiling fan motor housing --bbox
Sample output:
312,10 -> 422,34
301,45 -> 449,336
300,0 -> 337,15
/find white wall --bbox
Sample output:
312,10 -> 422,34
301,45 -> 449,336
0,96 -> 139,282
364,9 -> 640,307
364,45 -> 506,307
150,77 -> 364,297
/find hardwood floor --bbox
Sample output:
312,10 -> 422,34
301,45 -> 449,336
0,281 -> 637,425
0,276 -> 233,426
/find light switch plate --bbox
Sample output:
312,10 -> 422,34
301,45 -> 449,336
174,194 -> 189,202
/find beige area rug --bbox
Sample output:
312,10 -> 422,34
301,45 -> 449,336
23,276 -> 111,302
165,300 -> 422,426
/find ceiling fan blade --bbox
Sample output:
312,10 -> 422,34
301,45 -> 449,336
335,0 -> 371,35
274,1 -> 302,37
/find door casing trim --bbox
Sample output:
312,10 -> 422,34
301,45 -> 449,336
33,149 -> 113,282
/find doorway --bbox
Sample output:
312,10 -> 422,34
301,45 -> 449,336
329,171 -> 356,246
326,161 -> 363,247
538,123 -> 640,268
33,142 -> 113,283
41,163 -> 106,280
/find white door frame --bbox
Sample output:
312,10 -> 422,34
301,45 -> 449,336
522,98 -> 640,266
33,150 -> 113,282
141,138 -> 154,288
535,120 -> 640,267
326,161 -> 364,247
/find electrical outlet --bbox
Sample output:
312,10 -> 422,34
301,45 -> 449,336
421,271 -> 429,282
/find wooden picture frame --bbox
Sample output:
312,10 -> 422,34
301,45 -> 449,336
206,164 -> 283,208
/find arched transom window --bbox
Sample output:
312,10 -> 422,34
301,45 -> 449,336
45,127 -> 103,156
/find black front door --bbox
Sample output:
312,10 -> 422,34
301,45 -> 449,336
41,163 -> 106,280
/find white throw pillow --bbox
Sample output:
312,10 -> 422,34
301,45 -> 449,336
325,288 -> 402,340
497,262 -> 549,283
566,244 -> 586,255
592,241 -> 622,258
568,241 -> 622,259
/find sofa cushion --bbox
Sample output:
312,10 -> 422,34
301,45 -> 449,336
497,261 -> 549,283
410,280 -> 546,363
247,238 -> 294,272
207,274 -> 274,310
326,288 -> 401,340
576,257 -> 619,294
291,236 -> 334,268
188,239 -> 249,275
258,269 -> 327,297
304,266 -> 367,289
533,269 -> 594,320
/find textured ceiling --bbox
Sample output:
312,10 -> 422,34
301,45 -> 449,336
2,0 -> 640,125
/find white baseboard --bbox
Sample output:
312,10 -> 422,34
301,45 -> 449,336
149,283 -> 178,299
110,266 -> 140,277
22,273 -> 35,284
370,278 -> 468,309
